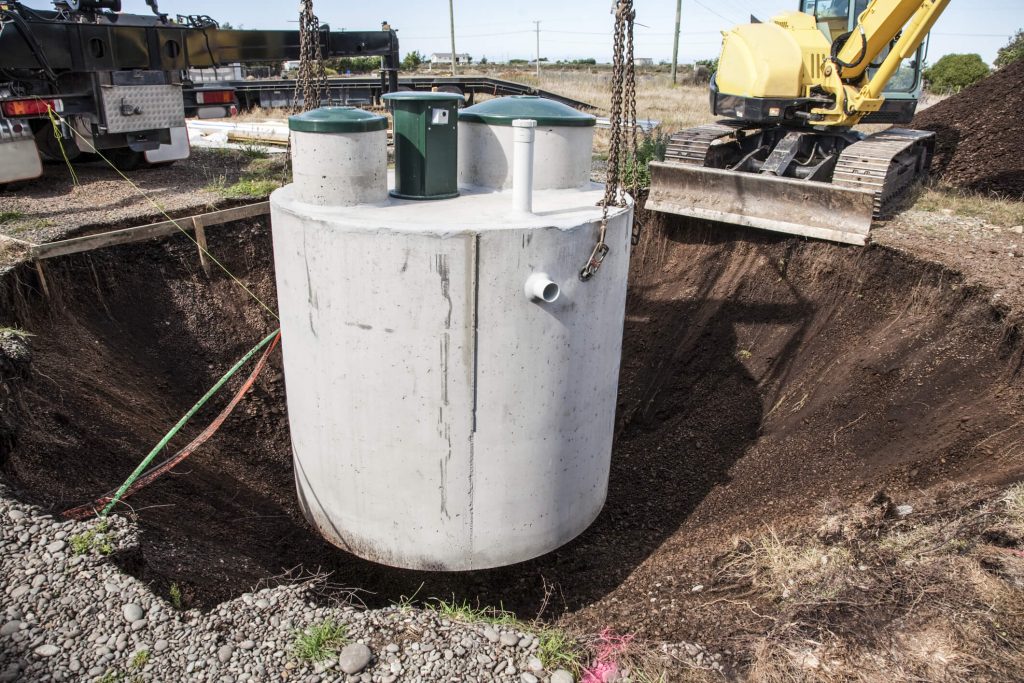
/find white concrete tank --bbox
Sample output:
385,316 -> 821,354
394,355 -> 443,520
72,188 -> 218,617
271,104 -> 632,571
458,96 -> 596,191
288,107 -> 388,206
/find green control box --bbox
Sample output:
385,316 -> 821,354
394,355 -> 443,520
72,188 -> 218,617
383,91 -> 464,200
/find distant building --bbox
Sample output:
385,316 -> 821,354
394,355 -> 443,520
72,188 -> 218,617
633,57 -> 654,66
430,52 -> 472,66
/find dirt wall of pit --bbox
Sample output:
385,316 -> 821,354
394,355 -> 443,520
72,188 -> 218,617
0,215 -> 1022,643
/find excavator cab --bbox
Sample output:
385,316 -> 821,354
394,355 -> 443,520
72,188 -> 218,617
646,0 -> 941,245
803,0 -> 927,123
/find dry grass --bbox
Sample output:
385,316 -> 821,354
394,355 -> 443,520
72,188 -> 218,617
912,183 -> 1024,228
708,485 -> 1024,682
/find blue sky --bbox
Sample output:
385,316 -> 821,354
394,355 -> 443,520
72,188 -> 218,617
115,1 -> 1021,65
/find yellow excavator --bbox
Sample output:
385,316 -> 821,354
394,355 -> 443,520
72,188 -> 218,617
648,0 -> 951,245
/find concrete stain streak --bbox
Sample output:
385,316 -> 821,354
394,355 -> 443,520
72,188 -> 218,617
345,322 -> 373,330
302,232 -> 318,337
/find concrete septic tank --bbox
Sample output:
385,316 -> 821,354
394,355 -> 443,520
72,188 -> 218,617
271,103 -> 632,571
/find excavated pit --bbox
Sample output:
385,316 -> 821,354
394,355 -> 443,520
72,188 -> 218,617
1,214 -> 1023,644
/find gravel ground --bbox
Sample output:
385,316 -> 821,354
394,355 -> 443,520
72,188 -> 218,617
0,481 -> 724,682
0,149 -> 260,246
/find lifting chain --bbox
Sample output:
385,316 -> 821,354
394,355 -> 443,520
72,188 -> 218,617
293,0 -> 328,113
580,0 -> 637,281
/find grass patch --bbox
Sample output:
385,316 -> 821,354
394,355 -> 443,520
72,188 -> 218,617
0,210 -> 25,223
130,650 -> 150,669
69,520 -> 114,556
291,619 -> 349,663
718,527 -> 851,602
427,596 -> 519,626
913,184 -> 1024,227
168,582 -> 184,610
206,156 -> 288,199
536,628 -> 586,674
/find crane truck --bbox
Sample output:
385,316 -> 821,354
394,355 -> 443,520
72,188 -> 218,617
0,1 -> 399,183
648,0 -> 951,245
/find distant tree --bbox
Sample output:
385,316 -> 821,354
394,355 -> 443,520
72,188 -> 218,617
924,53 -> 990,92
571,58 -> 596,65
509,58 -> 529,65
220,21 -> 234,29
327,57 -> 380,74
695,57 -> 719,74
995,29 -> 1024,68
401,50 -> 424,70
480,56 -> 489,65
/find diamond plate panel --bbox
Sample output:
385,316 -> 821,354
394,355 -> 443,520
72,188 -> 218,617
99,84 -> 185,134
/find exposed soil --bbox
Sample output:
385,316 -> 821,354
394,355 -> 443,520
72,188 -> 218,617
911,59 -> 1024,199
1,212 -> 1023,655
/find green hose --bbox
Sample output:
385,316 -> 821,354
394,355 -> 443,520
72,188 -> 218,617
101,329 -> 281,516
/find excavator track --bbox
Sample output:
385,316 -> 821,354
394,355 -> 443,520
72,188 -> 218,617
649,124 -> 936,246
663,122 -> 751,165
832,128 -> 936,219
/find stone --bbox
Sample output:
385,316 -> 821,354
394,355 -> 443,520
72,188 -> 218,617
239,640 -> 256,650
122,603 -> 145,623
482,627 -> 500,644
33,644 -> 60,658
218,644 -> 235,663
499,632 -> 519,647
1010,225 -> 1023,235
338,643 -> 372,675
0,622 -> 21,637
521,673 -> 539,683
8,510 -> 25,521
895,504 -> 913,518
551,670 -> 575,683
527,656 -> 544,673
154,639 -> 169,652
45,540 -> 66,554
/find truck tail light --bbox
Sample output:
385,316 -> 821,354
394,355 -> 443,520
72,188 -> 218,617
2,98 -> 62,117
196,90 -> 234,105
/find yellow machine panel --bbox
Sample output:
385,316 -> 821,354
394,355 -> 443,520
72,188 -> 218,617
716,12 -> 831,99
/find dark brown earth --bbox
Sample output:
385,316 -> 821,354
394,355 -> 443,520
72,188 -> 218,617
1,212 -> 1023,654
912,59 -> 1024,199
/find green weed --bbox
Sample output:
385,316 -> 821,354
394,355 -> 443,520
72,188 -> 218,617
428,596 -> 519,626
291,619 -> 349,663
0,326 -> 32,339
69,520 -> 113,556
0,210 -> 25,223
537,628 -> 586,674
168,582 -> 183,610
623,128 -> 670,189
130,650 -> 150,669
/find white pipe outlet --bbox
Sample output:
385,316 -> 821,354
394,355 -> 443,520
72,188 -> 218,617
524,272 -> 560,303
512,118 -> 537,213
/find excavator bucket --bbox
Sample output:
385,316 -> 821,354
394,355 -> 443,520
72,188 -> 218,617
647,161 -> 878,246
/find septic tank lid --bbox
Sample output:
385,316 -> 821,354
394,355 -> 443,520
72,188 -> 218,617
288,106 -> 388,133
382,91 -> 466,102
458,95 -> 596,127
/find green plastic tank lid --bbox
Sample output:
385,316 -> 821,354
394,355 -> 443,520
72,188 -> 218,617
288,106 -> 388,133
458,95 -> 596,127
383,91 -> 466,102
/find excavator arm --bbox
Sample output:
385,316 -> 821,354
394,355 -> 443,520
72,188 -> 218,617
816,0 -> 952,126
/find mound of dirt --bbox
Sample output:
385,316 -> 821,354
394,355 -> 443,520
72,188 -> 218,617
912,59 -> 1024,199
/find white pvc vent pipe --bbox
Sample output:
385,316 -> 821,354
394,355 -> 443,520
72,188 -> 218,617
512,118 -> 537,213
524,272 -> 560,303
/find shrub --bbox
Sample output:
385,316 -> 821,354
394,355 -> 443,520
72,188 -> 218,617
401,50 -> 424,70
923,53 -> 990,93
995,29 -> 1024,68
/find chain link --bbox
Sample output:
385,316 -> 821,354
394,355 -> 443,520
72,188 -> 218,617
293,0 -> 328,113
580,0 -> 637,281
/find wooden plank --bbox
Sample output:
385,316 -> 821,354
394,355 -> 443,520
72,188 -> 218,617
31,201 -> 270,261
0,233 -> 38,248
193,215 -> 211,276
34,260 -> 50,298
